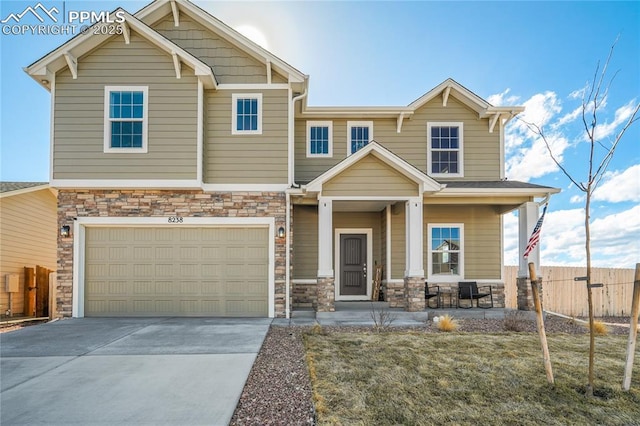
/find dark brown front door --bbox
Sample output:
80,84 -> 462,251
340,234 -> 367,296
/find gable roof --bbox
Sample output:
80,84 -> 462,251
135,0 -> 307,89
306,142 -> 443,195
24,7 -> 217,90
0,182 -> 50,198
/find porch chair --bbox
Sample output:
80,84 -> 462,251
425,282 -> 440,308
457,281 -> 493,309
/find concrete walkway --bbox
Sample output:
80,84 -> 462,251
1,317 -> 271,426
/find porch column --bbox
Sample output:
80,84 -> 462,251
316,197 -> 335,312
517,202 -> 541,311
404,198 -> 425,311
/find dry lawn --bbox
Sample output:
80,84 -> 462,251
304,331 -> 640,425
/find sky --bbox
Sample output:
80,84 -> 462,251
1,0 -> 639,269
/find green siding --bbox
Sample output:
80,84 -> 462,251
53,34 -> 198,180
205,89 -> 288,184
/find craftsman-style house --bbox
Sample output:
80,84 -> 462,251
25,0 -> 558,318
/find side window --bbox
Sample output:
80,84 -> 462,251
428,224 -> 463,278
104,86 -> 148,153
232,93 -> 262,135
306,121 -> 333,157
347,121 -> 373,154
427,122 -> 463,177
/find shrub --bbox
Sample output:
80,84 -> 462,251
436,314 -> 458,332
504,310 -> 529,332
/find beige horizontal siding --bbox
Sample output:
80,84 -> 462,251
390,204 -> 406,279
205,89 -> 288,184
323,155 -> 418,197
425,205 -> 501,279
153,15 -> 288,85
53,34 -> 198,180
295,95 -> 501,182
0,190 -> 57,315
292,205 -> 318,279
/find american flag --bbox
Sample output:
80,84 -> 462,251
523,204 -> 547,258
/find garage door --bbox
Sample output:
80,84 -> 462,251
84,227 -> 269,317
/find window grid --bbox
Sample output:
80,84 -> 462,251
431,126 -> 459,174
350,126 -> 369,154
310,126 -> 329,155
109,91 -> 144,149
430,226 -> 461,275
236,98 -> 258,132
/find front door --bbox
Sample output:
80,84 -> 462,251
340,234 -> 367,296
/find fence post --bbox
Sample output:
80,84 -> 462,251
622,263 -> 640,391
529,262 -> 554,384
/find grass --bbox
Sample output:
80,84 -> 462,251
303,331 -> 640,425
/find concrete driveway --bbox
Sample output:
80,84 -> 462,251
1,317 -> 271,426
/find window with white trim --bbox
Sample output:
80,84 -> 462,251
306,121 -> 333,157
427,122 -> 463,177
104,86 -> 148,153
347,121 -> 373,154
232,93 -> 262,135
428,224 -> 463,277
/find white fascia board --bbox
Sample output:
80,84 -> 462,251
0,185 -> 50,199
431,187 -> 561,197
51,179 -> 201,189
409,78 -> 490,113
301,107 -> 413,119
217,84 -> 291,90
146,0 -> 306,83
201,184 -> 288,192
25,9 -> 217,90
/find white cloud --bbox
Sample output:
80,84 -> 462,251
589,99 -> 638,142
570,194 -> 584,203
553,104 -> 582,128
593,164 -> 640,202
505,132 -> 568,181
487,88 -> 520,106
504,205 -> 640,268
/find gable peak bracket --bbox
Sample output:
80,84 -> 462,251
488,113 -> 501,133
63,52 -> 77,79
397,112 -> 406,133
121,21 -> 130,44
172,52 -> 181,79
442,85 -> 451,107
170,0 -> 180,27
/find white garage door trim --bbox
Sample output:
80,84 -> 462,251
72,216 -> 275,318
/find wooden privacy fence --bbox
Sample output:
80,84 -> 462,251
23,265 -> 54,318
504,266 -> 636,317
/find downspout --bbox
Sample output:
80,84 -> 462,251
285,87 -> 308,319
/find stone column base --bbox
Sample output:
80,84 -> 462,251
404,276 -> 425,312
386,281 -> 405,308
316,277 -> 335,312
517,277 -> 543,311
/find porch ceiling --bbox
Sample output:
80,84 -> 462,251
333,200 -> 391,212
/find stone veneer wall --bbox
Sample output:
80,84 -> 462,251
292,282 -> 317,309
386,280 -> 404,308
57,190 -> 287,318
517,278 -> 539,311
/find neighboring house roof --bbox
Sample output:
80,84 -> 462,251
0,182 -> 50,197
306,141 -> 444,194
24,7 -> 217,90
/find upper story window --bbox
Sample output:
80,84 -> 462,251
347,121 -> 373,155
307,121 -> 333,157
232,93 -> 262,135
428,223 -> 464,279
427,122 -> 463,177
104,86 -> 148,153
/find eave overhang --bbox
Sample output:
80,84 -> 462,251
24,8 -> 218,90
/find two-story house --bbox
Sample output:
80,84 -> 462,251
26,0 -> 558,318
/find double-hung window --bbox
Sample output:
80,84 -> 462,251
427,122 -> 463,177
306,121 -> 333,157
428,224 -> 463,278
104,86 -> 148,153
347,121 -> 373,155
232,93 -> 262,135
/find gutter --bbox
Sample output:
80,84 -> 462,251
285,87 -> 308,319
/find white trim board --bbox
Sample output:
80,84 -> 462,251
72,216 -> 276,318
334,228 -> 373,301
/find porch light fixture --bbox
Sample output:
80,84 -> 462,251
60,225 -> 71,237
278,226 -> 285,238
